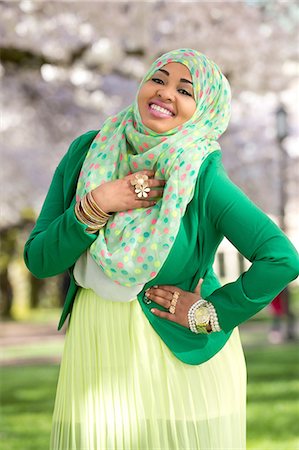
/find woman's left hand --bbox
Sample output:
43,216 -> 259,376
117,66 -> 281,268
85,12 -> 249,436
146,279 -> 211,331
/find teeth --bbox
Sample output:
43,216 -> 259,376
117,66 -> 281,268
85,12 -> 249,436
150,104 -> 173,116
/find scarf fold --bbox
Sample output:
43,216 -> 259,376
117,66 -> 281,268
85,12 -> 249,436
76,49 -> 231,287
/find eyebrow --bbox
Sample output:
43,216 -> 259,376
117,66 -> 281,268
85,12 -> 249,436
157,69 -> 193,85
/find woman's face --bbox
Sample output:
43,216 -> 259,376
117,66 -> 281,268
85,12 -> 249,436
137,62 -> 196,133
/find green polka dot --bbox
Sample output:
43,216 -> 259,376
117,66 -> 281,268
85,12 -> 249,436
121,270 -> 128,275
143,232 -> 150,238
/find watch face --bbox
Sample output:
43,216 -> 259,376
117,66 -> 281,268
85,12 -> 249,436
195,306 -> 210,326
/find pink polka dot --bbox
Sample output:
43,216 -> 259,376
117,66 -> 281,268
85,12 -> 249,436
86,181 -> 90,188
119,212 -> 125,217
141,247 -> 147,253
120,154 -> 123,161
195,69 -> 199,78
108,252 -> 112,257
168,186 -> 173,192
179,188 -> 185,195
164,228 -> 169,234
101,250 -> 105,257
135,228 -> 141,234
174,165 -> 179,171
146,209 -> 152,215
101,136 -> 107,142
180,174 -> 186,181
150,271 -> 157,277
186,164 -> 191,171
110,145 -> 114,151
161,168 -> 165,175
94,163 -> 100,169
143,143 -> 149,149
157,61 -> 162,67
165,194 -> 170,201
89,163 -> 94,169
76,194 -> 80,201
79,171 -> 83,178
164,209 -> 169,215
148,153 -> 155,159
182,130 -> 188,135
169,147 -> 175,154
161,137 -> 167,142
117,262 -> 124,269
133,161 -> 139,169
151,228 -> 156,235
151,219 -> 157,224
137,256 -> 144,263
112,117 -> 118,123
110,222 -> 116,229
122,121 -> 127,126
199,91 -> 203,98
124,246 -> 130,252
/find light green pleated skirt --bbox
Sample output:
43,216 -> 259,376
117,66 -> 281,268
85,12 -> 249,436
50,288 -> 246,450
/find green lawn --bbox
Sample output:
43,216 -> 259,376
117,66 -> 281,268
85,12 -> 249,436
1,344 -> 299,450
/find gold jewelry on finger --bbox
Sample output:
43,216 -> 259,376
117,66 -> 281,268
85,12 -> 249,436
169,290 -> 180,314
130,174 -> 149,186
131,174 -> 151,199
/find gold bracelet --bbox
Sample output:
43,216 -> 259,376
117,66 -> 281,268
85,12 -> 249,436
81,196 -> 107,225
75,201 -> 106,233
87,191 -> 111,219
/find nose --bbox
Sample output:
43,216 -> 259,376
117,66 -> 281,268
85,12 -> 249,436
156,86 -> 175,102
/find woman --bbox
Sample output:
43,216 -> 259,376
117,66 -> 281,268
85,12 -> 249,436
24,49 -> 298,450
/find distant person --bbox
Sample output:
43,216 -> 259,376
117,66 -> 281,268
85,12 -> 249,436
268,288 -> 296,343
24,49 -> 299,450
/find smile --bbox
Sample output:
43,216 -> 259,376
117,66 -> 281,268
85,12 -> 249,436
148,103 -> 175,118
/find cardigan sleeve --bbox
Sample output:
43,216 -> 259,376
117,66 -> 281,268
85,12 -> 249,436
204,164 -> 299,332
24,134 -> 97,279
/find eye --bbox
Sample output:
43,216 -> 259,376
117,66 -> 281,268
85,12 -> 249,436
151,77 -> 164,85
178,88 -> 193,97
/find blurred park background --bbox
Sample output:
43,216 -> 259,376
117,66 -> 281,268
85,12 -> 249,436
0,1 -> 299,449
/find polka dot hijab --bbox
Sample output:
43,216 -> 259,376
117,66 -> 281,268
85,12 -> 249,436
76,49 -> 231,287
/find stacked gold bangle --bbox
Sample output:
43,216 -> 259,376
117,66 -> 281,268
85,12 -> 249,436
75,191 -> 112,234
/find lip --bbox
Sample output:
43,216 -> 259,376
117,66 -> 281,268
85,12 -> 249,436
148,99 -> 175,117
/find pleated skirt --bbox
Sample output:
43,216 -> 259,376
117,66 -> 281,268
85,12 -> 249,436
50,288 -> 247,450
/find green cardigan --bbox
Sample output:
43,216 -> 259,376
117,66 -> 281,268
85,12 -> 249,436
24,130 -> 299,364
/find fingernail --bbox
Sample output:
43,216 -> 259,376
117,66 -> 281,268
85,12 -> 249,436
153,285 -> 158,288
151,309 -> 156,313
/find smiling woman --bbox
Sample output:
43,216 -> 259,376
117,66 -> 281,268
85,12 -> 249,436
24,48 -> 299,450
137,62 -> 196,133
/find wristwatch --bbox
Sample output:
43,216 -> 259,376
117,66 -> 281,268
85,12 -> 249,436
194,304 -> 211,334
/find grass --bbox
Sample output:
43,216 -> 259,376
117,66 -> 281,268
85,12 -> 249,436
0,365 -> 59,450
245,343 -> 299,450
1,343 -> 299,450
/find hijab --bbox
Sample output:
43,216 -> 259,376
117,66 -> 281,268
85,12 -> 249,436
76,48 -> 231,287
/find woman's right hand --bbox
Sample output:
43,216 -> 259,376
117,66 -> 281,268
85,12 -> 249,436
91,170 -> 166,214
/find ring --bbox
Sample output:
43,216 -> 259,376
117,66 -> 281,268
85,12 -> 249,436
131,174 -> 151,198
169,291 -> 180,314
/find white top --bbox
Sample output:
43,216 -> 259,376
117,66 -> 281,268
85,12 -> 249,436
73,250 -> 143,302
